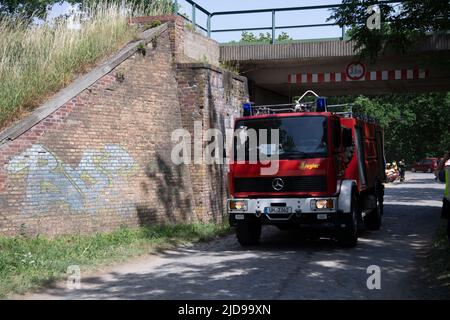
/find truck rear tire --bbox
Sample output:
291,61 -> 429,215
236,218 -> 261,246
366,203 -> 382,230
337,193 -> 359,247
447,219 -> 450,243
366,187 -> 383,231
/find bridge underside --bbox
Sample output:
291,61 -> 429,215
241,52 -> 450,103
220,35 -> 450,103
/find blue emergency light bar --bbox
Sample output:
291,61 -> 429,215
316,97 -> 327,112
243,102 -> 252,116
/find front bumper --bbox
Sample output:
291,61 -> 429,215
228,197 -> 342,228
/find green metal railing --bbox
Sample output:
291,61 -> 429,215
210,3 -> 347,43
174,0 -> 403,44
174,0 -> 211,35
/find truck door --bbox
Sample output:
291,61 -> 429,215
375,130 -> 386,181
354,127 -> 367,188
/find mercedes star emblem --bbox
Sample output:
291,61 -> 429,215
272,178 -> 285,191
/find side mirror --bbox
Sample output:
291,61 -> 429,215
342,128 -> 353,148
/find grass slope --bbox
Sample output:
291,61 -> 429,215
0,223 -> 230,298
0,0 -> 173,129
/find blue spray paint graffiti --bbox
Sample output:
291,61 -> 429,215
7,144 -> 138,214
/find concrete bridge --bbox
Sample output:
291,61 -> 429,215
220,34 -> 450,103
175,0 -> 449,102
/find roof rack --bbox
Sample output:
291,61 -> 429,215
251,90 -> 354,118
251,102 -> 354,116
246,90 -> 379,124
251,103 -> 297,115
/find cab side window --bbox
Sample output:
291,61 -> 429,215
332,120 -> 341,151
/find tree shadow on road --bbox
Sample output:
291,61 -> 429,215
384,187 -> 443,203
34,203 -> 446,300
389,175 -> 441,185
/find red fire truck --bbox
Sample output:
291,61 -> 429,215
228,91 -> 386,247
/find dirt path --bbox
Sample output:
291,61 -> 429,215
19,172 -> 445,300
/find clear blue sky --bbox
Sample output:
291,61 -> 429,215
50,0 -> 344,42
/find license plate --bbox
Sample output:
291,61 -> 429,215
264,207 -> 292,214
317,214 -> 328,220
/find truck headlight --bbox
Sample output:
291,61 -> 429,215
311,199 -> 334,210
229,200 -> 247,211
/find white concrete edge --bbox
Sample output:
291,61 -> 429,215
0,23 -> 169,147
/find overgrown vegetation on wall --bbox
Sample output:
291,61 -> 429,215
0,1 -> 173,129
0,0 -> 175,21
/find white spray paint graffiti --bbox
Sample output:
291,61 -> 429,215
7,144 -> 137,214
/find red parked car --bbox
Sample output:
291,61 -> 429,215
411,158 -> 439,173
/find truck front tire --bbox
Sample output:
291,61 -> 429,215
337,193 -> 359,247
236,217 -> 262,246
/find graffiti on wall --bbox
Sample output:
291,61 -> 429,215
6,144 -> 138,214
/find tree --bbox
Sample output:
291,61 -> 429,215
238,31 -> 292,43
328,0 -> 450,61
277,32 -> 291,42
352,93 -> 450,163
0,0 -> 61,20
240,31 -> 258,43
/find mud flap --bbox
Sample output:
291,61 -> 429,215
336,211 -> 354,231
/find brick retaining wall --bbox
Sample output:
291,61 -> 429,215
0,18 -> 248,236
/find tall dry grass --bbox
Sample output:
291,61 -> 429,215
0,0 -> 173,129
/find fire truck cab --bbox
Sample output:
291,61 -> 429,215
228,91 -> 386,247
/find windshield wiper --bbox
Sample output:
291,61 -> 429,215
281,151 -> 308,159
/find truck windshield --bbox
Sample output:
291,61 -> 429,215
234,116 -> 328,161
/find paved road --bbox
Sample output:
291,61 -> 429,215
22,172 -> 446,300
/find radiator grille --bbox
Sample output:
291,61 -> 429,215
234,176 -> 327,193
